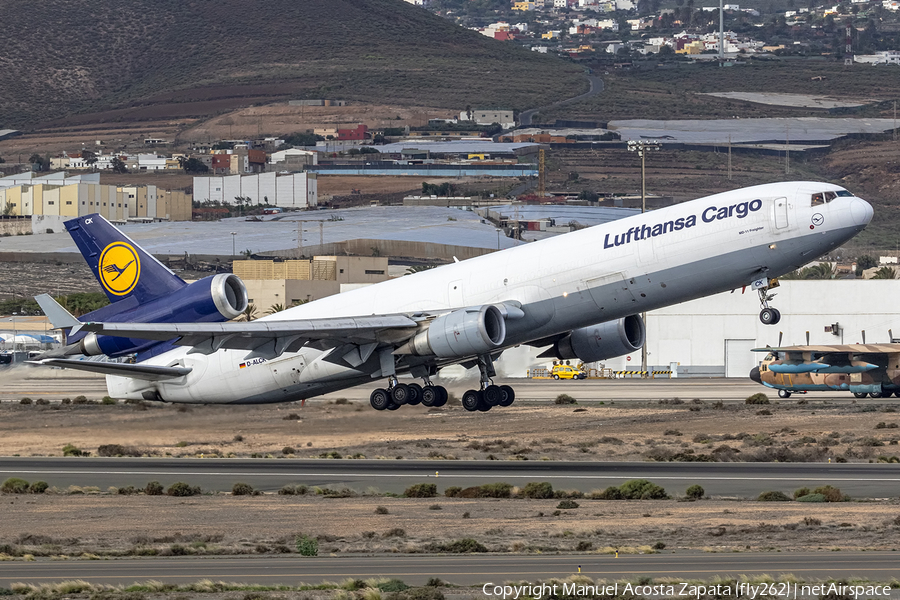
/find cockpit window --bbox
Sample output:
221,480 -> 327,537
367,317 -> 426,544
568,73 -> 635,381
812,191 -> 839,205
836,190 -> 853,197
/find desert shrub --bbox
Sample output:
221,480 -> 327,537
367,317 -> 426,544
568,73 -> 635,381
444,486 -> 462,497
692,433 -> 711,443
653,541 -> 666,550
556,499 -> 579,509
757,490 -> 792,502
813,485 -> 848,502
383,528 -> 406,538
576,541 -> 593,551
166,482 -> 201,497
35,398 -> 49,405
377,579 -> 410,592
282,446 -> 296,455
97,444 -> 141,457
436,538 -> 487,553
295,534 -> 318,556
555,394 -> 577,405
794,487 -> 811,499
375,505 -> 390,514
72,395 -> 89,404
796,493 -> 826,502
592,485 -> 624,500
117,486 -> 139,495
618,479 -> 669,500
144,481 -> 164,495
28,481 -> 48,494
283,413 -> 300,420
62,444 -> 85,457
745,393 -> 770,405
233,434 -> 244,442
19,397 -> 32,405
462,511 -> 470,519
803,516 -> 822,526
232,482 -> 254,496
664,429 -> 683,436
101,396 -> 118,405
522,481 -> 554,499
428,504 -> 443,510
477,483 -> 513,498
278,484 -> 308,495
404,483 -> 437,498
685,484 -> 705,499
334,398 -> 349,405
1,477 -> 30,494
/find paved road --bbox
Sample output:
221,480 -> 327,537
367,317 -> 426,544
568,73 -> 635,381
2,458 -> 898,497
519,74 -> 605,127
2,374 -> 878,404
2,552 -> 898,587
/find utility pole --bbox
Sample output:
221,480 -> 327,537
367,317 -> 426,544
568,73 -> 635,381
627,140 -> 660,378
727,134 -> 732,181
719,0 -> 724,62
785,124 -> 790,175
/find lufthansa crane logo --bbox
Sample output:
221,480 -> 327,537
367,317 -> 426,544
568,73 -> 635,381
98,242 -> 141,296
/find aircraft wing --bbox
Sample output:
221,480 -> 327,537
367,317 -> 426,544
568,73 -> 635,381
28,359 -> 191,381
78,315 -> 420,357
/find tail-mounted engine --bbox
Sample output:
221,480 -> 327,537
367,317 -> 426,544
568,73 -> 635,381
72,274 -> 248,357
543,315 -> 645,363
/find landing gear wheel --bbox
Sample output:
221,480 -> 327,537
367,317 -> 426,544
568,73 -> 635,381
778,389 -> 791,399
477,397 -> 492,412
853,392 -> 868,398
433,386 -> 448,407
386,402 -> 401,411
391,383 -> 410,405
482,385 -> 503,407
759,308 -> 779,325
462,389 -> 481,412
407,383 -> 423,406
499,385 -> 515,407
870,390 -> 885,398
421,386 -> 438,407
370,388 -> 390,411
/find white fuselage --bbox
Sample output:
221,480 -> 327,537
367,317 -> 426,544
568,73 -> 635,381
107,182 -> 872,403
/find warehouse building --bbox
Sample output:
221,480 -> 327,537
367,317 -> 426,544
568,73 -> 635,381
193,172 -> 317,209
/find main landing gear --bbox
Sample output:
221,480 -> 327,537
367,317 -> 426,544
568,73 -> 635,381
757,286 -> 781,326
370,375 -> 449,411
461,354 -> 516,413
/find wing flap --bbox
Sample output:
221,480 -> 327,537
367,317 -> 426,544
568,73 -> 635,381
29,359 -> 191,381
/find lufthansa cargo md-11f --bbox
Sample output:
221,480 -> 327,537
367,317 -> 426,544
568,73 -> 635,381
32,182 -> 872,412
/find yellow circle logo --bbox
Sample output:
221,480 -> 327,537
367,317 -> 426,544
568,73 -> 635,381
98,242 -> 141,296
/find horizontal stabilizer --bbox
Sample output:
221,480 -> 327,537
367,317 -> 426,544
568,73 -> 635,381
29,359 -> 191,381
34,294 -> 83,334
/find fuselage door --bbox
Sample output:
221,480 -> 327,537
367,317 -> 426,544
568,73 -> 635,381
448,280 -> 464,308
774,197 -> 788,229
584,271 -> 636,311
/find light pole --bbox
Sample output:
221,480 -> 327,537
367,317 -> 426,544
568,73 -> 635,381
627,140 -> 660,378
496,228 -> 502,250
230,232 -> 236,258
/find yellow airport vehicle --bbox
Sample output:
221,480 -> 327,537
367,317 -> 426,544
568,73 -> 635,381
551,364 -> 586,380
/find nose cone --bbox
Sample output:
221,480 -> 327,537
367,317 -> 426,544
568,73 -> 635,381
851,198 -> 874,227
750,366 -> 762,384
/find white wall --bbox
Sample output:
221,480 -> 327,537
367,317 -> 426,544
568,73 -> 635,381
604,280 -> 900,374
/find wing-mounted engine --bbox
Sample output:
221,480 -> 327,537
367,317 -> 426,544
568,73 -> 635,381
540,315 -> 645,363
70,274 -> 248,357
396,305 -> 507,358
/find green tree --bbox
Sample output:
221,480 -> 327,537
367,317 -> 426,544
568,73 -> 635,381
283,131 -> 324,147
872,266 -> 896,280
265,303 -> 286,315
240,304 -> 258,322
181,157 -> 209,173
81,149 -> 98,169
856,254 -> 878,275
111,157 -> 129,173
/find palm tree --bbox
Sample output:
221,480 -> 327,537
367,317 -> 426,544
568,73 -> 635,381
240,304 -> 258,322
872,266 -> 897,280
265,303 -> 286,315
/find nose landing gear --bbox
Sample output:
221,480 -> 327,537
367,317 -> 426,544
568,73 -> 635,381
757,282 -> 781,325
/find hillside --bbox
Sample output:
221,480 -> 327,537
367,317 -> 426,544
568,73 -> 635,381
0,0 -> 584,128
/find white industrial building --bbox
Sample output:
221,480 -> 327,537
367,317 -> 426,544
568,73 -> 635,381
601,280 -> 900,377
193,172 -> 317,209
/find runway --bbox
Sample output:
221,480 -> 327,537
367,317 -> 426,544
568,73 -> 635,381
2,457 -> 898,497
1,552 -> 898,586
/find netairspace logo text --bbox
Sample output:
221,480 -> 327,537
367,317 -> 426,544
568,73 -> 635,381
481,582 -> 894,600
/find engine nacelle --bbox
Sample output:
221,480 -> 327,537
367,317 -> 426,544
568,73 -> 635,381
72,274 -> 248,357
549,315 -> 645,363
405,305 -> 507,358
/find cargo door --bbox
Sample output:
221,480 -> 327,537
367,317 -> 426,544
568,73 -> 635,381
448,280 -> 464,308
584,272 -> 636,311
774,197 -> 789,229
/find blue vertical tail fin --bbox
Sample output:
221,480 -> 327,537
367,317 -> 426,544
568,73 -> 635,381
65,214 -> 186,304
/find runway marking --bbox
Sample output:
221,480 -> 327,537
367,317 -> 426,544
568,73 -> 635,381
2,470 -> 899,482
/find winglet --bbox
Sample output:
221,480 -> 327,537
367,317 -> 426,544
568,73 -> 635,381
34,294 -> 84,335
